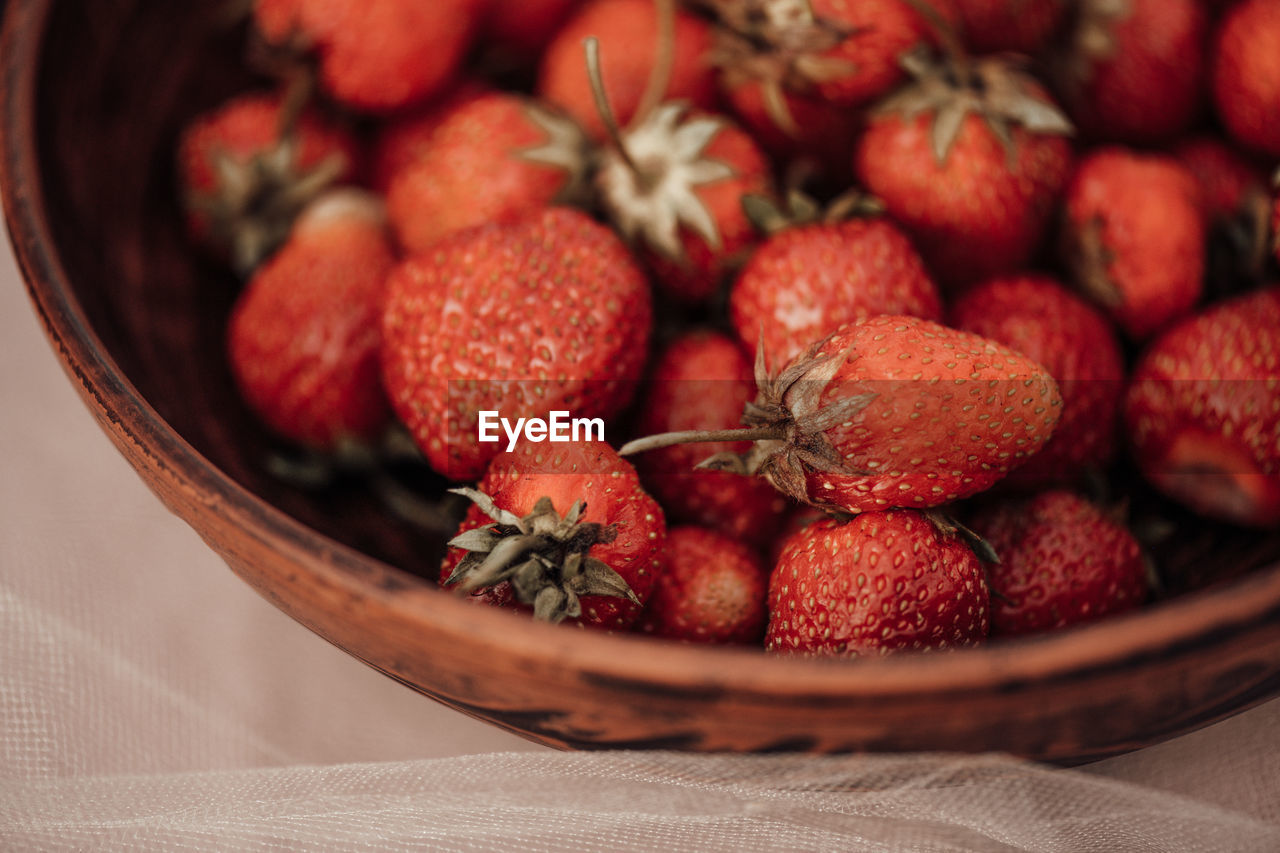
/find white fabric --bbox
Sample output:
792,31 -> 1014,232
2,229 -> 1278,851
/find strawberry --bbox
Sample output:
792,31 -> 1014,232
1062,147 -> 1205,341
1051,0 -> 1207,145
707,0 -> 957,132
729,192 -> 943,366
537,0 -> 717,141
1173,136 -> 1270,225
381,207 -> 653,481
719,82 -> 862,182
177,90 -> 362,274
441,440 -> 666,629
853,51 -> 1074,291
950,274 -> 1125,489
633,330 -> 791,548
594,98 -> 773,305
481,0 -> 583,62
969,490 -> 1146,636
1124,286 -> 1280,528
1211,0 -> 1280,158
953,0 -> 1067,54
227,189 -> 395,451
636,526 -> 768,644
766,510 -> 990,655
386,91 -> 591,254
368,80 -> 490,194
252,0 -> 479,113
1173,136 -> 1273,288
622,315 -> 1063,515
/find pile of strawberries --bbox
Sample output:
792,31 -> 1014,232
179,0 -> 1280,657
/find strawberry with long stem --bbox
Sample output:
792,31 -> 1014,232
621,315 -> 1063,515
584,3 -> 774,305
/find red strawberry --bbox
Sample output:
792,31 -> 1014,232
386,91 -> 591,254
227,189 -> 395,451
482,0 -> 583,62
1052,0 -> 1207,145
766,510 -> 990,655
969,490 -> 1146,636
368,80 -> 491,194
1211,0 -> 1280,157
381,207 -> 652,481
441,440 -> 666,630
595,102 -> 773,304
719,82 -> 862,181
177,90 -> 362,274
636,526 -> 768,644
950,274 -> 1125,489
854,52 -> 1074,291
1124,286 -> 1280,528
252,0 -> 479,113
633,331 -> 790,548
1062,147 -> 1205,341
1172,136 -> 1270,225
537,0 -> 717,141
1173,136 -> 1273,287
622,315 -> 1063,515
953,0 -> 1068,54
729,193 -> 943,366
708,0 -> 957,124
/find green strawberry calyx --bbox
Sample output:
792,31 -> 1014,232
444,488 -> 639,624
873,48 -> 1073,167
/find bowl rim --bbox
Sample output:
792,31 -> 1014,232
4,0 -> 1280,708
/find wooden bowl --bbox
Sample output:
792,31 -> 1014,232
5,0 -> 1280,762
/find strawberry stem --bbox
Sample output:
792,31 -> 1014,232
583,36 -> 641,175
632,0 -> 676,127
618,426 -> 783,456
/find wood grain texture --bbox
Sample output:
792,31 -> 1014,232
3,0 -> 1280,762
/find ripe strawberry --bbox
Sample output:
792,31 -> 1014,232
729,193 -> 943,366
969,491 -> 1146,636
633,331 -> 790,548
953,0 -> 1067,53
1173,136 -> 1270,225
1124,286 -> 1280,528
1173,136 -> 1273,288
481,0 -> 583,62
950,274 -> 1125,489
381,207 -> 652,481
1062,147 -> 1205,341
622,315 -> 1063,515
708,0 -> 956,129
227,189 -> 395,451
719,82 -> 862,181
1211,0 -> 1280,157
386,91 -> 591,254
537,0 -> 717,141
441,440 -> 666,630
766,510 -> 990,655
853,52 -> 1074,291
177,90 -> 362,274
252,0 -> 479,113
368,80 -> 490,194
1051,0 -> 1207,145
595,102 -> 773,304
636,526 -> 768,644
